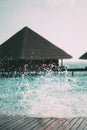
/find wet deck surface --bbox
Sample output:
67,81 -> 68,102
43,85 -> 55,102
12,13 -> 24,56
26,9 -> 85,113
0,115 -> 87,130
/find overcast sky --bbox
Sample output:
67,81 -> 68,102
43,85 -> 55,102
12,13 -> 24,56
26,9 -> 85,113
0,0 -> 87,60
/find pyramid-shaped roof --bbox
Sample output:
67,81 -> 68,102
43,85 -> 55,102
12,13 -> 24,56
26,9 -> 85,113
0,26 -> 72,61
79,52 -> 87,59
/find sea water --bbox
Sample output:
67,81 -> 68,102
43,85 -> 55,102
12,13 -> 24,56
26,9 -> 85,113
0,61 -> 87,118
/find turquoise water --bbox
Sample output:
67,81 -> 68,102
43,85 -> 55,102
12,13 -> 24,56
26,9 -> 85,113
0,61 -> 87,118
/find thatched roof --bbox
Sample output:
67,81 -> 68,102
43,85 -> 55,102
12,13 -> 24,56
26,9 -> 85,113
0,26 -> 72,61
79,52 -> 87,59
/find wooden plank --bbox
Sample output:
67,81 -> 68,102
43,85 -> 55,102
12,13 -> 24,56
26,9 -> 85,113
21,118 -> 46,130
13,116 -> 34,130
46,118 -> 66,130
76,118 -> 87,130
63,118 -> 79,130
0,115 -> 33,130
84,124 -> 87,130
37,118 -> 56,130
14,118 -> 39,130
0,116 -> 87,130
29,119 -> 55,130
70,117 -> 84,130
0,116 -> 22,129
13,117 -> 34,129
0,115 -> 10,125
56,118 -> 73,130
31,118 -> 51,130
4,116 -> 30,130
0,115 -> 14,126
42,118 -> 63,130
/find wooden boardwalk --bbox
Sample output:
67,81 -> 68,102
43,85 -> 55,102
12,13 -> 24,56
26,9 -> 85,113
0,115 -> 87,130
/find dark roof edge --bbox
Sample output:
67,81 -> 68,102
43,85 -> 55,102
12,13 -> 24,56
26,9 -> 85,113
23,27 -> 72,58
0,27 -> 25,46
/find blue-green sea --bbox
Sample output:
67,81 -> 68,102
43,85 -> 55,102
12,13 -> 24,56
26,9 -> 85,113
0,61 -> 87,118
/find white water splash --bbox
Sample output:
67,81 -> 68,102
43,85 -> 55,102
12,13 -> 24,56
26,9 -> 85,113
0,71 -> 87,117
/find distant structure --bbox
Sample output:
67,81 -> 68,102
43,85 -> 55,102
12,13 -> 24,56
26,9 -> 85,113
0,26 -> 72,77
79,52 -> 87,59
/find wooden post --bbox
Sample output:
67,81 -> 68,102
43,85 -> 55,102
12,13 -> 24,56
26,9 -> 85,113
72,71 -> 74,76
61,59 -> 63,67
57,59 -> 59,67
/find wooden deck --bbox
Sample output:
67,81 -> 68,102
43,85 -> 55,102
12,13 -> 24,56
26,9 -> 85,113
68,68 -> 87,72
0,115 -> 87,130
66,68 -> 87,76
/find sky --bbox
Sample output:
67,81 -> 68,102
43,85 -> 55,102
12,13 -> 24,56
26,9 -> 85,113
0,0 -> 87,60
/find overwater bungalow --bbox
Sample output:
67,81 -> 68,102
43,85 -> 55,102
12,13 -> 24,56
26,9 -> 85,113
0,26 -> 72,76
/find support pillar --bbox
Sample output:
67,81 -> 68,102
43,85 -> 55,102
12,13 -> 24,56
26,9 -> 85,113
57,59 -> 59,67
61,59 -> 63,67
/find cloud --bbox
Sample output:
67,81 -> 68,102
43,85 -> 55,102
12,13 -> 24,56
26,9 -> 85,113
46,0 -> 87,10
46,0 -> 76,8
